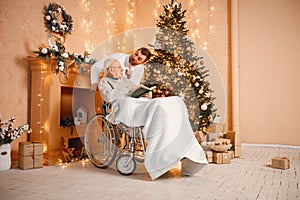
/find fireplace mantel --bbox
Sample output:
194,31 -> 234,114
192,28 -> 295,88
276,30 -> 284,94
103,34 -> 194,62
28,57 -> 95,164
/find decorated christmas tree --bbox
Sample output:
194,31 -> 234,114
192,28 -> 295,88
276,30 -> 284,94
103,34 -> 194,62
142,0 -> 217,133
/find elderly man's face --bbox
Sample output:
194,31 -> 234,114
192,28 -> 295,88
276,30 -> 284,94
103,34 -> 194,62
110,60 -> 123,79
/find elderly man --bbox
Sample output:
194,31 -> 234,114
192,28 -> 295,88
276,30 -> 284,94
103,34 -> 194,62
99,58 -> 208,180
90,47 -> 151,90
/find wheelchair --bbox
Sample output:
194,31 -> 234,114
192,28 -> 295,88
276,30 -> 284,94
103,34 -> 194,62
84,102 -> 146,175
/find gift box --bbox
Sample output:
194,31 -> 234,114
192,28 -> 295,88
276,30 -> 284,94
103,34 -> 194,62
228,150 -> 235,159
208,123 -> 223,133
18,155 -> 33,169
234,145 -> 241,158
225,131 -> 241,146
18,142 -> 33,156
213,152 -> 231,164
207,133 -> 221,142
205,150 -> 213,163
18,142 -> 43,169
271,157 -> 290,170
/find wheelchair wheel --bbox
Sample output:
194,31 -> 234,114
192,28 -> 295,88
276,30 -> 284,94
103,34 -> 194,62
85,114 -> 118,168
116,155 -> 136,175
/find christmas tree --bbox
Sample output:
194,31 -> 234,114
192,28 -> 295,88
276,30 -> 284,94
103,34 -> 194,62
142,0 -> 217,133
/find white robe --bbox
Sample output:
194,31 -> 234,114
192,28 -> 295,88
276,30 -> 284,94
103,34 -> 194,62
99,77 -> 208,180
91,52 -> 144,85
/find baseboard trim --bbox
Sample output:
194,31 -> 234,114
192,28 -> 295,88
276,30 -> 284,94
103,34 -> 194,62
242,143 -> 300,149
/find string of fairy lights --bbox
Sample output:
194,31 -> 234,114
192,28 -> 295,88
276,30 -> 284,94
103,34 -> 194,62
82,0 -> 94,52
103,0 -> 216,50
154,0 -> 161,18
106,0 -> 118,36
188,0 -> 215,50
36,61 -> 50,154
37,66 -> 44,139
126,0 -> 136,29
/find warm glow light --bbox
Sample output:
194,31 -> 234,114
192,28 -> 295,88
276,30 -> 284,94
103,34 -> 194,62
82,0 -> 93,51
43,144 -> 47,152
126,0 -> 136,28
106,1 -> 118,37
187,0 -> 216,48
44,120 -> 49,132
190,0 -> 195,6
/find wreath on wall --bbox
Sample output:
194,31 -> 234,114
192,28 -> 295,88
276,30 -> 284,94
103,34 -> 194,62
44,3 -> 73,37
33,3 -> 96,79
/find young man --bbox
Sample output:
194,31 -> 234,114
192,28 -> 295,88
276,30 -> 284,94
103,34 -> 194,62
90,47 -> 151,90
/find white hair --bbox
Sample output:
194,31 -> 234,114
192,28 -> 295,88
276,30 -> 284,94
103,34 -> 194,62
103,58 -> 117,75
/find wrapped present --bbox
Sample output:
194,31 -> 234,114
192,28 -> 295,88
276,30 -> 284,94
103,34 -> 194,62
225,131 -> 241,146
271,157 -> 290,170
195,131 -> 207,143
18,155 -> 33,169
234,145 -> 241,158
205,150 -> 213,163
228,150 -> 235,159
18,142 -> 43,170
32,142 -> 43,168
207,132 -> 221,142
214,138 -> 231,145
213,152 -> 231,164
18,142 -> 33,156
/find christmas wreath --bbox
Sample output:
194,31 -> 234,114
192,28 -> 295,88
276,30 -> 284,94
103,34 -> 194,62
34,3 -> 96,79
43,3 -> 73,37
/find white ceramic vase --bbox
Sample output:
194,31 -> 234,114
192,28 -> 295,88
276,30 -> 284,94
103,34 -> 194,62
0,143 -> 11,171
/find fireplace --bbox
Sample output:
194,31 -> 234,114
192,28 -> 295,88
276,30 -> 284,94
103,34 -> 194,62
29,57 -> 95,164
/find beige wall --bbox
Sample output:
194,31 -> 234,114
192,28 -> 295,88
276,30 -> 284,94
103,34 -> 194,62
0,0 -> 229,156
238,0 -> 300,146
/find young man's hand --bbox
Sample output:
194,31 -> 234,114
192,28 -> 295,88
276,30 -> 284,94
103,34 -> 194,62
125,66 -> 132,79
143,91 -> 152,99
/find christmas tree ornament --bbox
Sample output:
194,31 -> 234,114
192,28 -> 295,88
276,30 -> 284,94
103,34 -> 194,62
201,104 -> 208,111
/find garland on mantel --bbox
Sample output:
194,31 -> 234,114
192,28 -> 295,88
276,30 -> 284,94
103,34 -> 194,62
33,3 -> 96,79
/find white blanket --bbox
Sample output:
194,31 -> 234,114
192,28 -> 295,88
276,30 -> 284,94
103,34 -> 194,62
107,96 -> 208,180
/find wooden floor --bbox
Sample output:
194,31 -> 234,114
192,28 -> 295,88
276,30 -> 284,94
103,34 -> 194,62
0,145 -> 299,200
